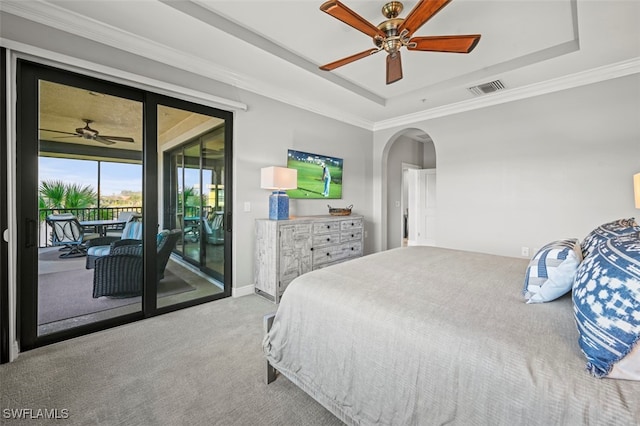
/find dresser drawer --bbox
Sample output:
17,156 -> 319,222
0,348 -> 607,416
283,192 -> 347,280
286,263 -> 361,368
312,243 -> 351,266
341,230 -> 362,242
313,232 -> 341,247
340,218 -> 362,231
347,241 -> 362,257
313,221 -> 341,234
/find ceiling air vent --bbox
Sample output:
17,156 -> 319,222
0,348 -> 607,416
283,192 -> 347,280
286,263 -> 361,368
468,80 -> 505,96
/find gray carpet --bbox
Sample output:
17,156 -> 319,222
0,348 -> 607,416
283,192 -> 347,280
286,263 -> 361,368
38,269 -> 195,325
0,295 -> 343,425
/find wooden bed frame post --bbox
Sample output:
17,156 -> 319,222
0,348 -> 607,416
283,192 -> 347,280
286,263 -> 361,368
263,313 -> 277,384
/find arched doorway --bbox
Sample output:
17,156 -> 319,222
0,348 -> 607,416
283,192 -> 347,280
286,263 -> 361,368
384,128 -> 436,249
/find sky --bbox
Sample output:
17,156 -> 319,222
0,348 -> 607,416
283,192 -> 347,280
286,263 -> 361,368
39,157 -> 210,197
39,157 -> 142,196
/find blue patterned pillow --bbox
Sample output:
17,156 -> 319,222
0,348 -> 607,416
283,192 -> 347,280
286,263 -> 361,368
523,238 -> 582,303
572,232 -> 640,380
581,218 -> 639,259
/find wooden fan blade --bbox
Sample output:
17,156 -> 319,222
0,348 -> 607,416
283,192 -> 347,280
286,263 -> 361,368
407,35 -> 481,53
39,128 -> 78,136
94,136 -> 117,145
398,0 -> 452,37
320,48 -> 380,71
320,0 -> 385,39
386,52 -> 403,85
99,135 -> 135,143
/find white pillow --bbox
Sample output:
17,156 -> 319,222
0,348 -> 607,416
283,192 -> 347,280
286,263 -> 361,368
523,238 -> 582,304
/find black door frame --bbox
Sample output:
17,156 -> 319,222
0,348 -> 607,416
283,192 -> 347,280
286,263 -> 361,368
151,93 -> 233,304
164,127 -> 228,284
17,60 -> 232,350
1,48 -> 10,363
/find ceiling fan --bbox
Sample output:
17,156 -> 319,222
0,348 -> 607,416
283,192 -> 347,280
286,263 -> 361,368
39,119 -> 135,145
319,0 -> 481,84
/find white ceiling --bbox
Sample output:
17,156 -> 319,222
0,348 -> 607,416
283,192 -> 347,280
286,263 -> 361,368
1,0 -> 639,129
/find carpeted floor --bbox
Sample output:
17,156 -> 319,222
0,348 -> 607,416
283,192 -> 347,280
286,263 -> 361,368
38,269 -> 195,324
1,295 -> 343,425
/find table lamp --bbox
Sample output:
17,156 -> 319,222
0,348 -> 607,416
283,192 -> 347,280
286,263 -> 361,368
261,166 -> 297,220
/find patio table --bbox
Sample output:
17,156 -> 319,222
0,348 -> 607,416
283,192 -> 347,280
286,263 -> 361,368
80,219 -> 129,237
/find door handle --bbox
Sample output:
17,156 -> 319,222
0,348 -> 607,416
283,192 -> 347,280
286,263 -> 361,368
25,218 -> 37,248
225,212 -> 232,232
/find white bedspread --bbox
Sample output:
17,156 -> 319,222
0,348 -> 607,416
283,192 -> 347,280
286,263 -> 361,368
263,246 -> 640,425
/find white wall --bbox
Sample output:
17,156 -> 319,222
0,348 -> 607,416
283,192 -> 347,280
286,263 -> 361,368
374,73 -> 640,257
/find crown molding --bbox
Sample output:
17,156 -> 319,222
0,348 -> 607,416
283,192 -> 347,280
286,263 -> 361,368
373,57 -> 640,131
1,1 -> 637,133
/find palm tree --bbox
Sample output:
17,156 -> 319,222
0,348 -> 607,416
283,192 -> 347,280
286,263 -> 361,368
39,180 -> 97,219
39,180 -> 66,209
64,183 -> 97,209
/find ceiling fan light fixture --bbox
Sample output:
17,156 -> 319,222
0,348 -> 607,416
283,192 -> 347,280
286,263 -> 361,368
319,0 -> 481,84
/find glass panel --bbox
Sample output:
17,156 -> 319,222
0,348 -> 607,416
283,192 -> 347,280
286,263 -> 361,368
182,143 -> 201,266
202,127 -> 225,276
171,150 -> 184,256
157,105 -> 225,308
37,80 -> 143,336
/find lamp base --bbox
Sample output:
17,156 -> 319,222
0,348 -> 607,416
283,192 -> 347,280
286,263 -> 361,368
269,191 -> 290,220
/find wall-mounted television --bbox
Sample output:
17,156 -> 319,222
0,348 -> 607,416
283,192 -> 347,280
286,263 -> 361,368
286,149 -> 343,199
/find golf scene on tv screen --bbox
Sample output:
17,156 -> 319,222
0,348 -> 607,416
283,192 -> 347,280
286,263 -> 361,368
286,149 -> 343,199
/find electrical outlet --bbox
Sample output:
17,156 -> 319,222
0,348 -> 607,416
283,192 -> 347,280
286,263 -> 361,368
521,247 -> 530,257
244,202 -> 251,212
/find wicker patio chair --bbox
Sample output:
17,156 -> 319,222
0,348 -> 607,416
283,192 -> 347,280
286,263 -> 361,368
92,229 -> 181,298
85,220 -> 143,269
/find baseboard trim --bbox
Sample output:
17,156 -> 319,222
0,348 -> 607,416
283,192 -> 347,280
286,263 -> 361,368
232,284 -> 254,298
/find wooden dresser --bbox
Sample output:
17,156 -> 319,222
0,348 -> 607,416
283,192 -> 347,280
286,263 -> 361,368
254,215 -> 364,303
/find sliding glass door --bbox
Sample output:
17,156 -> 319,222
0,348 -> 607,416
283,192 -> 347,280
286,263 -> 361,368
17,61 -> 232,350
158,102 -> 231,308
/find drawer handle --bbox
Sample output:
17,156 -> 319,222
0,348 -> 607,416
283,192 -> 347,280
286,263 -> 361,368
351,234 -> 354,238
351,247 -> 354,251
326,253 -> 330,257
326,225 -> 330,229
310,248 -> 314,251
326,237 -> 330,241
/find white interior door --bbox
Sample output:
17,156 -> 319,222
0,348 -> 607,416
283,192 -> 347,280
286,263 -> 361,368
407,168 -> 436,246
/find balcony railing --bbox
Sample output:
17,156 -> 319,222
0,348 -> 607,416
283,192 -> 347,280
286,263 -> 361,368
39,206 -> 142,248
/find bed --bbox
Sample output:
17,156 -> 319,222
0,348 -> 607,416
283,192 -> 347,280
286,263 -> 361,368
262,246 -> 640,425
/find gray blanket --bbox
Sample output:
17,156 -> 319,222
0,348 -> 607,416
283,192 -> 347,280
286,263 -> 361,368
263,246 -> 640,425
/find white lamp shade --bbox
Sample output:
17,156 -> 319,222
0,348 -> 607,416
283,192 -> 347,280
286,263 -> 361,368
634,173 -> 640,209
261,166 -> 297,190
